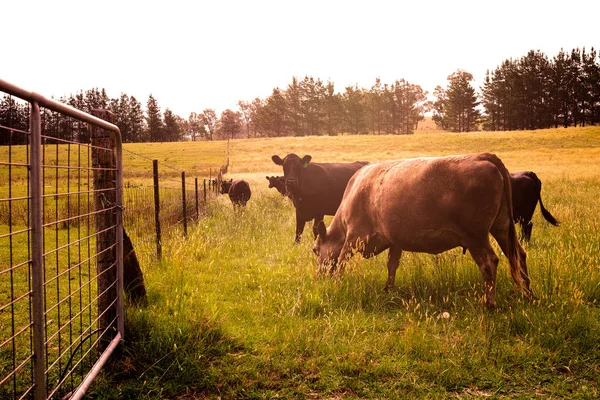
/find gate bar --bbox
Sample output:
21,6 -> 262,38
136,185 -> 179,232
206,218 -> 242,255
68,333 -> 121,400
30,101 -> 46,400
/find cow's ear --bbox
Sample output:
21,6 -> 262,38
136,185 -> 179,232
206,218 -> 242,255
316,220 -> 327,239
302,155 -> 312,168
272,155 -> 284,165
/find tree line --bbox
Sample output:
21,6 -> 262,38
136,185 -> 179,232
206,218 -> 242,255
1,47 -> 598,144
434,47 -> 600,132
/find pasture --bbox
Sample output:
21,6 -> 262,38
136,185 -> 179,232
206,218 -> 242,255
88,128 -> 598,398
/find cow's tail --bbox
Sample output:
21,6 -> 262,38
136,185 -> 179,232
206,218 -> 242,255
532,173 -> 559,226
484,154 -> 526,291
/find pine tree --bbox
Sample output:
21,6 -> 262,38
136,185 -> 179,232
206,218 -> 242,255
146,94 -> 163,142
285,77 -> 304,136
163,109 -> 182,142
322,81 -> 343,135
254,88 -> 287,137
342,85 -> 366,134
433,70 -> 481,132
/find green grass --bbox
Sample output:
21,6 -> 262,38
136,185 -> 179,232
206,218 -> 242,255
84,127 -> 600,399
3,127 -> 600,398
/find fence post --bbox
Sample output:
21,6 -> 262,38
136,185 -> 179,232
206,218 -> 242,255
195,177 -> 199,219
181,171 -> 187,237
203,179 -> 207,203
153,160 -> 162,259
30,101 -> 47,400
91,109 -> 119,351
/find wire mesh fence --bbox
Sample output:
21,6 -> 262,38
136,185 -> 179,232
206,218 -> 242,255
0,80 -> 124,400
121,149 -> 214,262
1,79 -> 223,399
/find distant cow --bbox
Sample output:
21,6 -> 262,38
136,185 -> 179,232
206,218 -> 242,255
313,153 -> 534,308
221,179 -> 251,207
266,175 -> 287,196
272,154 -> 368,243
510,171 -> 559,241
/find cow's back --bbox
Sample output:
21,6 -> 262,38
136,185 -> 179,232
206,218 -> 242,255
229,180 -> 251,205
510,171 -> 539,221
338,154 -> 506,253
300,161 -> 368,215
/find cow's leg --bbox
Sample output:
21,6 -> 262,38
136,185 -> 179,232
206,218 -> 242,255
295,212 -> 306,243
467,239 -> 499,308
385,246 -> 402,291
491,226 -> 534,299
523,221 -> 533,242
312,215 -> 324,239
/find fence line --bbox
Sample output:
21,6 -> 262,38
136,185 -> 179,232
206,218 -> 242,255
122,151 -> 220,261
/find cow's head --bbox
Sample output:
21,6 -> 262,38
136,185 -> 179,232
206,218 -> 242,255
271,154 -> 312,196
312,220 -> 343,273
220,179 -> 233,194
266,176 -> 287,195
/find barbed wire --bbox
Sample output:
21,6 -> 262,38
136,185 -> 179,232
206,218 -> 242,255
122,147 -> 184,173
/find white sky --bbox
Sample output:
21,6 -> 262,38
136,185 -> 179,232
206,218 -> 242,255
3,0 -> 599,118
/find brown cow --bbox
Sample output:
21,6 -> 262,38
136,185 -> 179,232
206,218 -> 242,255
313,153 -> 534,308
221,179 -> 251,207
272,154 -> 368,243
511,171 -> 559,241
266,175 -> 287,196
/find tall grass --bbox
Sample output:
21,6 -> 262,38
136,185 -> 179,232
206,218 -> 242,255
74,128 -> 600,397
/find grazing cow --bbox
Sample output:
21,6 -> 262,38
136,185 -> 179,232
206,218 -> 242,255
272,154 -> 368,243
221,179 -> 251,207
313,153 -> 534,308
511,171 -> 559,241
266,175 -> 288,196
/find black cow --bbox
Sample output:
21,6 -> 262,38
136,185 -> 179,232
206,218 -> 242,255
272,153 -> 368,242
221,179 -> 251,207
266,175 -> 287,196
511,171 -> 559,241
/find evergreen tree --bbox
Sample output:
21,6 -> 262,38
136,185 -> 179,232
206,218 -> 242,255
285,77 -> 304,136
0,95 -> 29,145
322,81 -> 343,135
365,78 -> 384,134
581,47 -> 600,125
342,85 -> 366,134
146,94 -> 163,142
163,108 -> 182,142
301,76 -> 326,136
129,96 -> 146,142
433,70 -> 481,132
254,88 -> 287,136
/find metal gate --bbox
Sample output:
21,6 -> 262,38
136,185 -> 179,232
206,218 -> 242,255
0,79 -> 124,399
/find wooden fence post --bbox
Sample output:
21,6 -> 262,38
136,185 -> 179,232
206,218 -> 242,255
91,109 -> 118,351
195,177 -> 199,219
203,179 -> 207,203
153,160 -> 162,259
181,171 -> 187,237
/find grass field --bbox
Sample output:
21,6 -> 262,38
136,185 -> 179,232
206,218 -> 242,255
47,127 -> 600,398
